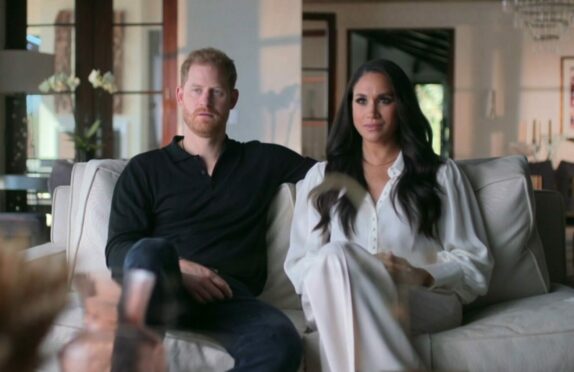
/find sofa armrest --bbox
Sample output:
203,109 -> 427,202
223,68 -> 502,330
51,185 -> 70,246
24,242 -> 66,263
534,189 -> 567,284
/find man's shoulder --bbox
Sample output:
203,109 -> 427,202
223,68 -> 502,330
240,140 -> 297,155
124,147 -> 169,174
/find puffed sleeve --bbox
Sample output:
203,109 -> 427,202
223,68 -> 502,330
284,162 -> 327,294
422,159 -> 494,304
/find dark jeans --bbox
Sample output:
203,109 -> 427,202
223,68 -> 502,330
117,237 -> 302,372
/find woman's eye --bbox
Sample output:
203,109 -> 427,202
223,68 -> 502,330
355,97 -> 366,105
379,96 -> 394,104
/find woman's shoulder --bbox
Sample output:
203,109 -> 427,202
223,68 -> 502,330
307,161 -> 327,176
299,161 -> 327,187
437,158 -> 465,183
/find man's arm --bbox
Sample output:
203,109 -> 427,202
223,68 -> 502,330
270,144 -> 316,184
105,158 -> 153,278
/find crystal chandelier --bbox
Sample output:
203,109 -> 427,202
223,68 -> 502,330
502,0 -> 574,42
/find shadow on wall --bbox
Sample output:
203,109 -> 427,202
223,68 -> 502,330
261,84 -> 298,146
182,0 -> 302,151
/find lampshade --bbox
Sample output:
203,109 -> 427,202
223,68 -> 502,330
0,50 -> 54,94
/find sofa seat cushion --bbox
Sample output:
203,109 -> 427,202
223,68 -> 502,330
43,293 -> 307,371
428,285 -> 574,371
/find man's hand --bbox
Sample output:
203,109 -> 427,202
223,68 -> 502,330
179,259 -> 233,303
375,252 -> 434,287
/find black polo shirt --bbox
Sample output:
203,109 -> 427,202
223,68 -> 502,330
106,136 -> 315,295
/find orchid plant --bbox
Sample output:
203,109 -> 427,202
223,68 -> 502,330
39,69 -> 117,160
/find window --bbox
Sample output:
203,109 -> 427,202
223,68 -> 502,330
22,0 -> 177,162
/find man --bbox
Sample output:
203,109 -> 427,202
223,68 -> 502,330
106,47 -> 315,371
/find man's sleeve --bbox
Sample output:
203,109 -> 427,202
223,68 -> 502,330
105,158 -> 153,277
273,145 -> 316,183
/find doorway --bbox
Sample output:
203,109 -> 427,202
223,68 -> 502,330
348,29 -> 454,158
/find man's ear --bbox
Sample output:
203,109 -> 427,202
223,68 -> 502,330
176,86 -> 184,105
230,89 -> 239,109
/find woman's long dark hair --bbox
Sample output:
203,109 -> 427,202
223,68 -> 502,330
312,59 -> 443,240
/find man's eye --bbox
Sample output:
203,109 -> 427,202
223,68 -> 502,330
213,89 -> 224,97
191,88 -> 202,94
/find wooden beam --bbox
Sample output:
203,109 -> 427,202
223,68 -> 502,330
162,0 -> 178,146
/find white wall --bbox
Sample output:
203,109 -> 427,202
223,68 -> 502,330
304,1 -> 574,162
178,0 -> 303,152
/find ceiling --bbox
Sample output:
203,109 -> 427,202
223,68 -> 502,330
353,29 -> 451,72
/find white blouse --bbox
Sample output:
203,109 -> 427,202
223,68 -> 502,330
285,153 -> 493,304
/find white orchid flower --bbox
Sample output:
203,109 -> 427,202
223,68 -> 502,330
100,71 -> 118,93
88,69 -> 102,88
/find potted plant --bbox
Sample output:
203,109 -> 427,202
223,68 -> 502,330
39,70 -> 117,162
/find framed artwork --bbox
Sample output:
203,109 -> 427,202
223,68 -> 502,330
561,56 -> 574,138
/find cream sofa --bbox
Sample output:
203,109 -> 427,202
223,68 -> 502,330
29,155 -> 574,371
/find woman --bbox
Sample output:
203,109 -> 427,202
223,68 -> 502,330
285,59 -> 493,371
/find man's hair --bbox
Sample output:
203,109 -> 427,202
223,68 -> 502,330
180,47 -> 237,89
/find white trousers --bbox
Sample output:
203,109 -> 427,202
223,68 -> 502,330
301,242 -> 462,372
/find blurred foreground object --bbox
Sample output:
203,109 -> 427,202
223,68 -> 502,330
0,245 -> 68,371
59,270 -> 165,371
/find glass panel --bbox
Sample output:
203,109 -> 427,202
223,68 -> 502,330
302,70 -> 328,120
302,20 -> 327,69
302,120 -> 328,160
114,0 -> 162,23
113,93 -> 162,159
113,26 -> 162,92
27,26 -> 76,75
26,94 -> 76,161
27,0 -> 75,25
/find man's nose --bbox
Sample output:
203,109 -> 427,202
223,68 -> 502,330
199,90 -> 213,106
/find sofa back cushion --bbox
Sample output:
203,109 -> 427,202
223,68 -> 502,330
259,183 -> 301,310
67,159 -> 128,277
457,155 -> 550,307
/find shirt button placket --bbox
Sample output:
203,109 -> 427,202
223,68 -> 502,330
371,213 -> 377,252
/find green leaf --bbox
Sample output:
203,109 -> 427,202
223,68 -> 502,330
85,120 -> 101,138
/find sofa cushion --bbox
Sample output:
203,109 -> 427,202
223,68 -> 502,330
457,156 -> 550,307
427,285 -> 574,371
259,183 -> 301,310
67,160 -> 128,277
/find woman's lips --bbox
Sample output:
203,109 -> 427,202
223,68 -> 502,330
364,123 -> 382,131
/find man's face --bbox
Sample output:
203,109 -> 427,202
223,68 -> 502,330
176,63 -> 238,138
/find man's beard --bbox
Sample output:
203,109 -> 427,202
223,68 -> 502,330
183,108 -> 227,137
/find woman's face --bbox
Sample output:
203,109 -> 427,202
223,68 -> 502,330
352,72 -> 398,146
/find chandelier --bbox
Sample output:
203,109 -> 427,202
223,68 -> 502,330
502,0 -> 574,42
